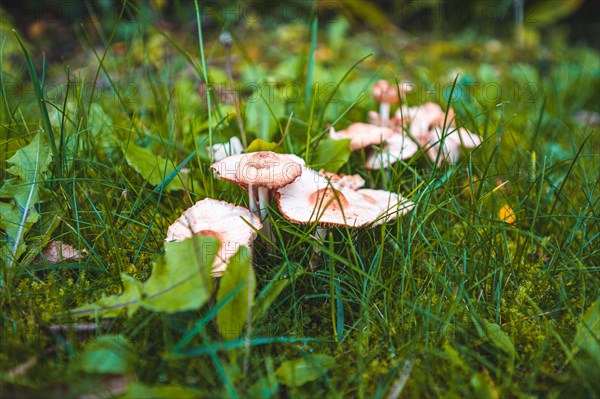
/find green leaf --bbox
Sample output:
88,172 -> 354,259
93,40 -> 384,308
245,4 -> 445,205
122,383 -> 202,399
470,372 -> 498,399
0,132 -> 52,263
70,274 -> 142,318
0,132 -> 52,209
141,235 -> 216,314
71,236 -> 217,318
275,354 -> 335,387
480,320 -> 517,359
573,298 -> 600,364
216,246 -> 254,340
124,142 -> 186,192
72,335 -> 136,375
246,138 -> 278,153
310,138 -> 351,172
4,133 -> 52,183
0,201 -> 40,237
248,376 -> 278,399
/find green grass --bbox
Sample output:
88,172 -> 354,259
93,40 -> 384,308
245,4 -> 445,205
1,3 -> 599,398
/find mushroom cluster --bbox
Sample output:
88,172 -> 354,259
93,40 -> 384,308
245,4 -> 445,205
163,79 -> 482,276
166,143 -> 415,276
209,150 -> 413,240
328,80 -> 482,170
393,102 -> 482,165
210,151 -> 413,229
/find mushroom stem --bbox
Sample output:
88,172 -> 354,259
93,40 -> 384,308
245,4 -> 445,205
315,226 -> 329,242
379,102 -> 391,122
248,183 -> 258,214
313,226 -> 329,255
257,186 -> 275,250
257,186 -> 270,221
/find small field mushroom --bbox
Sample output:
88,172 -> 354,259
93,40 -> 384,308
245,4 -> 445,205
329,122 -> 395,152
426,126 -> 483,165
166,198 -> 262,277
365,133 -> 419,170
372,80 -> 402,122
392,103 -> 482,165
208,136 -> 243,161
395,102 -> 447,143
276,168 -> 380,228
211,151 -> 304,220
368,110 -> 402,130
357,189 -> 415,225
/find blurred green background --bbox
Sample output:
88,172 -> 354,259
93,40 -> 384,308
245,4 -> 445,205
1,0 -> 598,65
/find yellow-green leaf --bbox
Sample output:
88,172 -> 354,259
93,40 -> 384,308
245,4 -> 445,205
71,274 -> 142,318
310,138 -> 351,172
142,236 -> 216,314
216,246 -> 254,340
573,298 -> 600,364
275,354 -> 335,387
246,138 -> 279,153
72,335 -> 136,375
124,143 -> 185,192
480,320 -> 517,359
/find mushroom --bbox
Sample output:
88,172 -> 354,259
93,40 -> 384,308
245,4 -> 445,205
276,168 -> 380,228
372,80 -> 403,123
365,133 -> 419,170
329,123 -> 395,152
426,126 -> 483,166
208,136 -> 243,161
392,103 -> 482,165
395,102 -> 447,143
368,110 -> 402,130
357,189 -> 414,226
165,198 -> 262,277
211,151 -> 304,220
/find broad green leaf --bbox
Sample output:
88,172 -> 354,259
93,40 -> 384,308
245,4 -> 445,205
72,335 -> 136,375
124,142 -> 185,192
0,132 -> 52,264
70,274 -> 142,318
248,376 -> 278,399
122,383 -> 202,399
0,132 -> 52,209
310,138 -> 351,172
216,246 -> 254,340
573,298 -> 600,364
480,320 -> 517,359
4,133 -> 52,182
275,354 -> 335,387
470,372 -> 498,399
141,236 -> 216,314
443,342 -> 468,372
87,103 -> 118,158
246,138 -> 279,153
0,202 -> 40,260
71,236 -> 217,318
